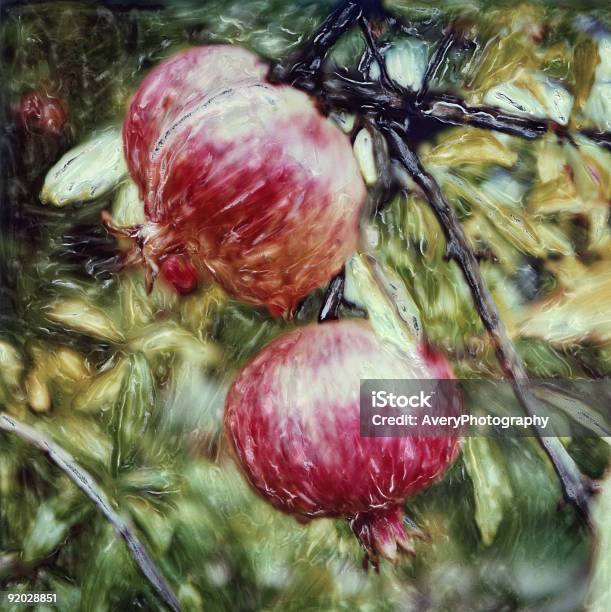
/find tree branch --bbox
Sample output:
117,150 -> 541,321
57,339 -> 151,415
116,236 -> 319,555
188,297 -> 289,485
416,27 -> 457,104
379,123 -> 593,524
417,94 -> 551,139
579,128 -> 611,151
274,0 -> 601,525
0,412 -> 181,612
269,0 -> 365,89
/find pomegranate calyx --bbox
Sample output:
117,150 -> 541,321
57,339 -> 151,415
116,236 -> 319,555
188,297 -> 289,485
100,210 -> 183,293
349,505 -> 427,567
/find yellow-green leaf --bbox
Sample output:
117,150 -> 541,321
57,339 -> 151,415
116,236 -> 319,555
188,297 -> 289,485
586,471 -> 611,610
463,437 -> 513,546
112,179 -> 145,228
45,298 -> 125,343
519,265 -> 611,346
40,127 -> 127,206
571,36 -> 600,111
423,129 -> 518,170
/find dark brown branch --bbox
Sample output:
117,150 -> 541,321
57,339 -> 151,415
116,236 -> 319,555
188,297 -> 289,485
316,72 -> 611,146
275,0 -> 609,148
579,128 -> 611,150
379,122 -> 593,524
0,412 -> 181,612
358,16 -> 403,95
269,0 -> 365,90
336,15 -> 594,522
368,123 -> 398,212
418,95 -> 551,139
318,72 -> 404,115
310,72 -> 554,140
277,0 -> 603,524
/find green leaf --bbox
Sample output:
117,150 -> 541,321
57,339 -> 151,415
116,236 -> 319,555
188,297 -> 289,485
467,31 -> 537,96
45,298 -> 125,343
110,354 -> 155,476
587,471 -> 611,610
345,251 -> 422,354
120,273 -> 155,329
73,359 -> 129,414
112,179 -> 145,228
483,70 -> 574,126
423,128 -> 518,170
519,265 -> 611,346
23,486 -> 90,562
353,129 -> 378,186
0,341 -> 23,402
370,38 -> 429,91
22,504 -> 68,562
81,524 -> 139,612
39,127 -> 127,207
178,582 -> 204,612
128,321 -> 221,366
571,36 -> 600,111
128,498 -> 174,554
463,437 -> 513,546
46,416 -> 112,473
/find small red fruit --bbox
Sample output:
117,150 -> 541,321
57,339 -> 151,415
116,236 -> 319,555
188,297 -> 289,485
224,320 -> 461,564
160,254 -> 199,295
118,45 -> 366,315
17,91 -> 67,136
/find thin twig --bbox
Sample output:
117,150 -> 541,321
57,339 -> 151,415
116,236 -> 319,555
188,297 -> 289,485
416,27 -> 457,104
379,122 -> 593,523
358,16 -> 402,95
0,412 -> 181,612
418,94 -> 551,139
579,128 -> 611,150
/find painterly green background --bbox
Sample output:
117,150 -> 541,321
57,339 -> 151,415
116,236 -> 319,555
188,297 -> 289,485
1,1 -> 610,610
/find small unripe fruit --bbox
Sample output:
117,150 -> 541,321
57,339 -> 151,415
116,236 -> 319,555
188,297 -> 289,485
224,320 -> 461,564
160,255 -> 199,295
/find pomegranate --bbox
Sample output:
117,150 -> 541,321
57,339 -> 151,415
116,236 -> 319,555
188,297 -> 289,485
115,45 -> 366,315
224,320 -> 461,564
16,91 -> 67,136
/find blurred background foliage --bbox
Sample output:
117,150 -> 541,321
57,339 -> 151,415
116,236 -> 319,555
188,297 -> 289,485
0,0 -> 610,610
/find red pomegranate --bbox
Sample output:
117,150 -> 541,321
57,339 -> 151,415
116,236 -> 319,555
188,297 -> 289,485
17,91 -> 67,136
115,45 -> 366,315
224,320 -> 461,564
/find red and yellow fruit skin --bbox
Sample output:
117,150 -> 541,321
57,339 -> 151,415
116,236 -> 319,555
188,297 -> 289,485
123,45 -> 366,315
224,320 -> 461,563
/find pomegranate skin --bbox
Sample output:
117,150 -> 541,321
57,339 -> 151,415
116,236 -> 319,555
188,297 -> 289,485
122,45 -> 366,315
224,320 -> 461,563
124,45 -> 268,193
